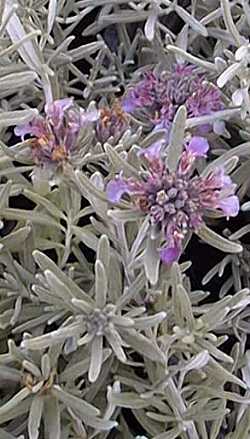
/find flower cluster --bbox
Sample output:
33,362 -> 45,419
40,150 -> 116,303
95,100 -> 129,143
15,98 -> 98,168
122,64 -> 223,133
107,136 -> 239,264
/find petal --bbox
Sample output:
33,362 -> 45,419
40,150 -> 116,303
106,177 -> 129,203
138,139 -> 164,160
160,245 -> 181,264
81,108 -> 100,124
14,117 -> 45,139
206,167 -> 232,189
218,195 -> 239,217
14,123 -> 32,139
45,98 -> 73,128
45,98 -> 73,116
213,120 -> 226,135
122,96 -> 136,113
186,136 -> 209,157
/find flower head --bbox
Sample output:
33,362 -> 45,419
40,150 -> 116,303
95,100 -> 129,144
122,64 -> 223,133
107,137 -> 239,264
14,98 -> 98,168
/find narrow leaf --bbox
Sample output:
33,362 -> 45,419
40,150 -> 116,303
196,225 -> 242,253
167,106 -> 187,172
28,396 -> 44,439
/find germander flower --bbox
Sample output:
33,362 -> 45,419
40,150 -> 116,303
95,100 -> 129,144
122,64 -> 223,135
106,136 -> 239,266
15,98 -> 98,169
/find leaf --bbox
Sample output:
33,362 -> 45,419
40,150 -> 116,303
0,165 -> 34,179
95,260 -> 108,308
217,63 -> 242,88
41,354 -> 51,380
130,217 -> 149,260
134,312 -> 166,330
104,143 -> 138,177
0,71 -> 38,90
167,105 -> 187,172
0,429 -> 24,439
28,396 -> 44,439
111,392 -> 152,409
1,208 -> 62,229
32,250 -> 94,304
4,3 -> 42,72
202,142 -> 250,177
174,5 -> 208,36
0,109 -> 38,128
47,0 -> 57,35
0,226 -> 31,251
72,225 -> 99,251
44,269 -> 74,302
0,387 -> 31,416
231,410 -> 250,439
43,397 -> 61,439
144,10 -> 157,41
67,41 -> 105,61
52,385 -> 100,417
121,328 -> 166,364
60,350 -> 111,382
107,208 -> 143,222
97,234 -> 110,273
89,335 -> 103,383
74,170 -> 107,202
21,326 -> 81,350
174,284 -> 195,330
0,181 -> 12,210
23,189 -> 65,220
183,351 -> 210,372
166,45 -> 217,72
176,23 -> 189,53
105,329 -> 127,363
154,427 -> 183,439
196,225 -> 242,253
221,0 -> 243,47
144,236 -> 160,285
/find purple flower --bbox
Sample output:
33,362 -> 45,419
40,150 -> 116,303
106,136 -> 239,265
122,64 -> 223,137
106,176 -> 131,203
186,136 -> 209,157
14,98 -> 96,168
95,100 -> 129,144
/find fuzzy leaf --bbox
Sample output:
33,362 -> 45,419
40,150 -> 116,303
196,225 -> 242,253
28,396 -> 44,439
167,105 -> 186,172
43,397 -> 61,439
104,143 -> 138,177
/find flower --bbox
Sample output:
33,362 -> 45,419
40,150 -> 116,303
95,100 -> 129,144
122,64 -> 223,134
106,136 -> 239,265
14,98 -> 98,168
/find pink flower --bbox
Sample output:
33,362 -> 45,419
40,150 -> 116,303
122,64 -> 223,136
106,137 -> 239,264
95,100 -> 129,144
14,98 -> 98,167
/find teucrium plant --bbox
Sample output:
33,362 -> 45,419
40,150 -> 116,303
1,1 -> 250,438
